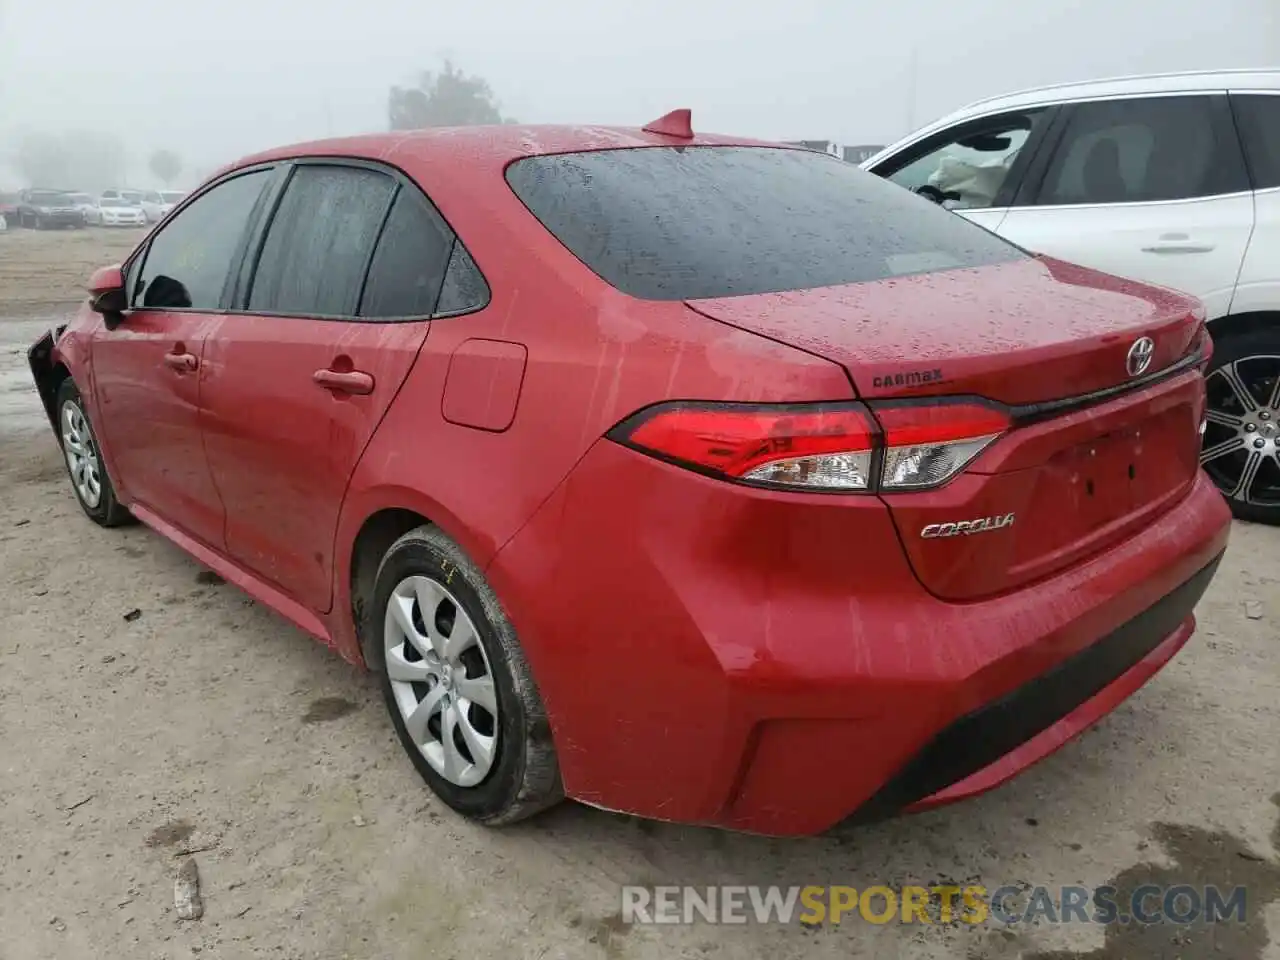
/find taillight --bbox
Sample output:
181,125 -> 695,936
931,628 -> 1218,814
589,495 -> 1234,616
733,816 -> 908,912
871,401 -> 1009,490
610,402 -> 877,491
609,398 -> 1009,493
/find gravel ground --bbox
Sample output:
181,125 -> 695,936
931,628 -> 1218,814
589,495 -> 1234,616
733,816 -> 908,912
1,229 -> 1278,960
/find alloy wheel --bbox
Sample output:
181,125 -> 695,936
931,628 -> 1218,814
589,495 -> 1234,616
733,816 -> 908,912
383,575 -> 499,787
1201,356 -> 1280,507
60,400 -> 102,509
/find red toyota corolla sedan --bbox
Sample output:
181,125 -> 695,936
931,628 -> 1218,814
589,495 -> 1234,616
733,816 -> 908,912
27,112 -> 1230,836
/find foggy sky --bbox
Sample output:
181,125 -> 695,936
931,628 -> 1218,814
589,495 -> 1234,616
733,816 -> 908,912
2,0 -> 1277,185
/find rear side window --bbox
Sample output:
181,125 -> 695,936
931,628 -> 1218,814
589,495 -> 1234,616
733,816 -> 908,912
358,188 -> 455,319
435,243 -> 490,314
249,165 -> 395,316
1232,94 -> 1280,190
1035,95 -> 1248,205
505,146 -> 1024,301
134,170 -> 270,310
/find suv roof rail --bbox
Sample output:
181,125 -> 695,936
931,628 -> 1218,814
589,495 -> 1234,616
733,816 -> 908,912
962,67 -> 1280,112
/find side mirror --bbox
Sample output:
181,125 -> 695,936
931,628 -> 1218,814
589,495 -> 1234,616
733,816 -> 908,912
88,265 -> 128,329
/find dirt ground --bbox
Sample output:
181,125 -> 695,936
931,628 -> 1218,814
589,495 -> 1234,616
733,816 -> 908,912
1,228 -> 1278,960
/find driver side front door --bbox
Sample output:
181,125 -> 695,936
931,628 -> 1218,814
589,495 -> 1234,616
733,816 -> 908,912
89,168 -> 277,549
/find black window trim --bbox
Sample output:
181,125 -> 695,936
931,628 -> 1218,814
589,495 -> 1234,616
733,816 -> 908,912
233,155 -> 491,324
1018,91 -> 1253,209
1227,89 -> 1280,194
870,104 -> 1062,210
124,162 -> 282,314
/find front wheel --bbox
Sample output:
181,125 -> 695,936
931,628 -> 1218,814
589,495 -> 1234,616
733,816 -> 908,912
56,379 -> 132,527
368,525 -> 562,824
1201,328 -> 1280,524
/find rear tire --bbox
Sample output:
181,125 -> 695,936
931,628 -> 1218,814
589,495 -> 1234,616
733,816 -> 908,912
368,525 -> 562,824
1202,327 -> 1280,525
55,379 -> 132,527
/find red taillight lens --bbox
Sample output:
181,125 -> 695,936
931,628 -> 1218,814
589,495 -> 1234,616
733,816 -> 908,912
610,399 -> 1009,493
612,402 -> 878,491
871,401 -> 1009,490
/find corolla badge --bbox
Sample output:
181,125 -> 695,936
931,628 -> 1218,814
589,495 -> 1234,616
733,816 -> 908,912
920,513 -> 1015,539
1126,336 -> 1155,377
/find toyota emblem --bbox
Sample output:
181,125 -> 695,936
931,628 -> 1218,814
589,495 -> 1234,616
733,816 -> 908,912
1126,337 -> 1155,377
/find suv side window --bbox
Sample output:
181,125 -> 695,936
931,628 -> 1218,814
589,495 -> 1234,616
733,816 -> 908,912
875,109 -> 1048,210
358,188 -> 456,319
1232,94 -> 1280,191
1035,95 -> 1248,205
249,165 -> 395,317
134,169 -> 272,310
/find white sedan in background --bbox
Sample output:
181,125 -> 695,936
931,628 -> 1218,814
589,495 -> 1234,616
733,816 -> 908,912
140,190 -> 186,223
97,198 -> 147,227
67,193 -> 100,225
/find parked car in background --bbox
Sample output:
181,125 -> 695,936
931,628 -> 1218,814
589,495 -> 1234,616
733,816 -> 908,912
0,191 -> 18,226
26,119 -> 1229,834
140,190 -> 184,223
863,68 -> 1280,523
101,189 -> 145,208
67,192 -> 101,226
97,197 -> 147,227
15,190 -> 85,229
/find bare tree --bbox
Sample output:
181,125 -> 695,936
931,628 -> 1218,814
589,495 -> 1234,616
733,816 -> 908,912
389,60 -> 513,130
149,149 -> 183,186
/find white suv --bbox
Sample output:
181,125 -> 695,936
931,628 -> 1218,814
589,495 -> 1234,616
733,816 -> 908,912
863,69 -> 1280,524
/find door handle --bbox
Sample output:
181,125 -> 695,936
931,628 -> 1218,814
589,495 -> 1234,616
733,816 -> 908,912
163,351 -> 198,372
313,368 -> 375,395
1141,235 -> 1216,254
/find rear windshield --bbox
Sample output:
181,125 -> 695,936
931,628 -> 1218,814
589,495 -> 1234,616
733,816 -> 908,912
505,146 -> 1026,301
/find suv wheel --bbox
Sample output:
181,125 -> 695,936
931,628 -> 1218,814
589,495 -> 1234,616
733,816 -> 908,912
368,525 -> 562,824
1202,328 -> 1280,524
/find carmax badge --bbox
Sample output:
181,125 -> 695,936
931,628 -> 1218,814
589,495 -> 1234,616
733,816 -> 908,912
920,513 -> 1015,539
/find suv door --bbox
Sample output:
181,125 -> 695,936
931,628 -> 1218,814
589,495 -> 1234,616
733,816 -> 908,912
90,168 -> 274,546
198,161 -> 457,613
1228,91 -> 1280,317
866,106 -> 1057,233
994,94 -> 1254,319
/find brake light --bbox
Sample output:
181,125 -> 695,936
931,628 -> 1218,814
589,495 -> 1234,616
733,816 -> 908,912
612,402 -> 877,490
610,399 -> 1009,493
872,402 -> 1008,490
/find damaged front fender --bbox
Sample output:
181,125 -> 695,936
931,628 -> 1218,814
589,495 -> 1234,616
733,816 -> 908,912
26,324 -> 68,437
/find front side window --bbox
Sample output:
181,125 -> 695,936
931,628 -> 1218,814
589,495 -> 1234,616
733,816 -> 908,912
1035,95 -> 1247,205
248,165 -> 395,317
879,110 -> 1047,210
134,169 -> 271,310
1232,93 -> 1280,190
506,145 -> 1025,301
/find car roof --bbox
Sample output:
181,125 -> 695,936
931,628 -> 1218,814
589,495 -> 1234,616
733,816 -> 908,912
221,123 -> 782,181
863,68 -> 1280,168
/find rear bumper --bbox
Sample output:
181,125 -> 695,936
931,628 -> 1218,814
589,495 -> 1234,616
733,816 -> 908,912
489,442 -> 1231,836
849,551 -> 1220,824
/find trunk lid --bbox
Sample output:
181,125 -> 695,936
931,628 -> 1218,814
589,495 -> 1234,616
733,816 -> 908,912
686,256 -> 1202,406
687,256 -> 1207,600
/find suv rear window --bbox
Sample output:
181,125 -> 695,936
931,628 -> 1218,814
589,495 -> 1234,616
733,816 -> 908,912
505,146 -> 1025,301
